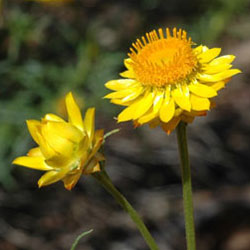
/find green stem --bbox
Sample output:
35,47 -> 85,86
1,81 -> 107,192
93,170 -> 159,250
176,121 -> 196,250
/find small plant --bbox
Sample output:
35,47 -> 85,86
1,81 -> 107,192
12,25 -> 241,250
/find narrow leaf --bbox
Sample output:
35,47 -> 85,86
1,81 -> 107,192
70,229 -> 93,250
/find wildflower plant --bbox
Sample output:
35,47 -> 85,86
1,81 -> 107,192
13,92 -> 159,250
12,26 -> 241,250
104,28 -> 241,250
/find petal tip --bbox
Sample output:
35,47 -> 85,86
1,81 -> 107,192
38,181 -> 43,188
66,91 -> 73,99
12,158 -> 19,165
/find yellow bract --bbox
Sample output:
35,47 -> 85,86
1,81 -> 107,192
13,92 -> 104,190
104,27 -> 241,134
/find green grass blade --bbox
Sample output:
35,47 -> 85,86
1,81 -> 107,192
70,229 -> 93,250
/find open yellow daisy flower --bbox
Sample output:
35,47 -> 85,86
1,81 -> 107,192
104,28 -> 241,134
13,92 -> 104,190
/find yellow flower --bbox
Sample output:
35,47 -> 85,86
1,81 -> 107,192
104,28 -> 241,134
13,92 -> 104,190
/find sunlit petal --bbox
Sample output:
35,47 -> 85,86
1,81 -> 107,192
138,108 -> 157,124
172,85 -> 191,111
189,82 -> 217,98
43,113 -> 65,122
190,94 -> 210,111
83,108 -> 95,143
38,169 -> 68,188
13,156 -> 52,171
159,98 -> 175,123
153,89 -> 164,114
105,79 -> 137,91
26,120 -> 42,145
133,91 -> 155,119
198,69 -> 241,82
27,147 -> 43,157
65,92 -> 83,131
198,48 -> 221,63
118,97 -> 143,122
209,55 -> 235,66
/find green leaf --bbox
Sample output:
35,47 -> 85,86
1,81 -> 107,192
70,229 -> 93,250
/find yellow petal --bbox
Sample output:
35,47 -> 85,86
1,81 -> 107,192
198,69 -> 241,82
210,81 -> 226,91
209,55 -> 235,66
138,108 -> 157,124
159,98 -> 175,123
65,92 -> 83,131
43,114 -> 64,122
193,45 -> 208,54
164,86 -> 171,101
133,91 -> 155,119
27,147 -> 43,157
41,123 -> 75,158
190,94 -> 210,111
189,82 -> 217,98
105,79 -> 137,91
117,93 -> 151,122
104,87 -> 140,99
13,156 -> 52,171
203,64 -> 232,74
88,129 -> 104,159
26,120 -> 42,145
36,132 -> 58,159
117,104 -> 138,122
193,45 -> 203,54
121,87 -> 144,102
124,58 -> 133,70
137,88 -> 167,124
38,169 -> 68,187
83,108 -> 95,143
123,58 -> 136,78
120,70 -> 136,78
198,48 -> 221,63
118,91 -> 154,122
45,155 -> 71,168
77,136 -> 90,158
110,98 -> 133,106
172,85 -> 191,111
47,121 -> 83,143
153,90 -> 164,114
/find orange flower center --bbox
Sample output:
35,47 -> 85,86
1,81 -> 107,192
128,28 -> 198,87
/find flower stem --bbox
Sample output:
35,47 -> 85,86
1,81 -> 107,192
93,170 -> 159,250
176,121 -> 196,250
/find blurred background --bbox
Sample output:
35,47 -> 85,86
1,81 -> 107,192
1,0 -> 250,249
